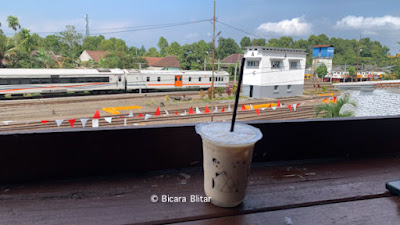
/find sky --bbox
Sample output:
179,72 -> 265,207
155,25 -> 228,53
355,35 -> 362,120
1,0 -> 400,54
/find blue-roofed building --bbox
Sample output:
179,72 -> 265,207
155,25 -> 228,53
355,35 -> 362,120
311,44 -> 334,78
312,45 -> 334,58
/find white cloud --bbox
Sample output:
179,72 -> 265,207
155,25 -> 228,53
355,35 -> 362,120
257,17 -> 312,36
335,15 -> 400,30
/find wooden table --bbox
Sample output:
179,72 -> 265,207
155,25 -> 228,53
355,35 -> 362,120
1,156 -> 399,225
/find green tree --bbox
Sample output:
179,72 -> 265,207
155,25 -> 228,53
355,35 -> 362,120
166,41 -> 181,56
98,37 -> 127,52
82,35 -> 105,50
42,35 -> 66,55
114,38 -> 128,52
143,47 -> 161,57
252,38 -> 265,46
266,38 -> 280,47
35,49 -> 56,68
240,36 -> 251,49
217,37 -> 240,59
139,45 -> 146,56
157,36 -> 169,57
178,40 -> 211,70
278,36 -> 294,48
58,25 -> 83,59
14,29 -> 42,54
7,16 -> 21,34
315,96 -> 356,118
316,63 -> 328,78
179,43 -> 197,70
348,66 -> 356,81
0,34 -> 12,67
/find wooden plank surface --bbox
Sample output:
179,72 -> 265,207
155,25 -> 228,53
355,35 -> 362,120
176,196 -> 400,225
1,157 -> 400,224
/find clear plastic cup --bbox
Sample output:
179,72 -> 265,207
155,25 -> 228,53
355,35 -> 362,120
195,122 -> 263,207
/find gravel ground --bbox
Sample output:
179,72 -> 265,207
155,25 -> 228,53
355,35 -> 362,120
0,92 -> 247,122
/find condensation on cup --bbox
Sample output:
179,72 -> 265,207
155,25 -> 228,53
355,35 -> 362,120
195,122 -> 263,207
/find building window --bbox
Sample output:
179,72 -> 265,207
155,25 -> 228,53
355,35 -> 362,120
271,61 -> 281,69
290,61 -> 299,69
274,85 -> 279,94
247,60 -> 260,67
157,77 -> 161,82
287,85 -> 292,93
199,77 -> 202,82
147,77 -> 150,82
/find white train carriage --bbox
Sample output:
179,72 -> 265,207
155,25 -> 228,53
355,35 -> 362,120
0,68 -> 125,95
124,69 -> 229,90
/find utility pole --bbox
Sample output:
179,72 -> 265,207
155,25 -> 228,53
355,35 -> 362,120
234,62 -> 237,85
85,14 -> 90,37
355,35 -> 361,82
210,0 -> 216,122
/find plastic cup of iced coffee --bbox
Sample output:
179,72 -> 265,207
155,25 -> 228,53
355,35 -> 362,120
195,122 -> 263,207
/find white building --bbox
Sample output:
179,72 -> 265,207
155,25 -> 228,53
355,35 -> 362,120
242,47 -> 307,98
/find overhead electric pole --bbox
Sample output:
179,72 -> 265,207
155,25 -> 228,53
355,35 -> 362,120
85,14 -> 90,37
355,35 -> 361,82
210,0 -> 216,122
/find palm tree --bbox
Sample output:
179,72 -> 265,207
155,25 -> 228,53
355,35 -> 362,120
35,50 -> 54,68
315,95 -> 356,118
7,16 -> 21,34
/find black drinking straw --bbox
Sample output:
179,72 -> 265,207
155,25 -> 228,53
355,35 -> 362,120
230,57 -> 246,132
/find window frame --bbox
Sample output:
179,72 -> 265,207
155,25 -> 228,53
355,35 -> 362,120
271,60 -> 282,69
247,60 -> 260,67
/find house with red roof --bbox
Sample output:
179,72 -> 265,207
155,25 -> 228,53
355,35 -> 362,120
79,50 -> 108,62
143,55 -> 181,70
222,54 -> 244,64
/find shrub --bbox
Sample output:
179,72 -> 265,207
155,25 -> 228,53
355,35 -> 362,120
216,87 -> 224,97
226,85 -> 232,96
199,89 -> 206,99
207,87 -> 215,99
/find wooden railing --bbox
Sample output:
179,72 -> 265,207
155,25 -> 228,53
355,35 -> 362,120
1,115 -> 399,183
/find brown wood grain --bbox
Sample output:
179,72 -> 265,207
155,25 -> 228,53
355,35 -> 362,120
175,196 -> 400,225
1,157 -> 400,224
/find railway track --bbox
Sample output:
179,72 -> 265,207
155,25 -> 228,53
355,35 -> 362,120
0,91 -> 200,107
0,94 -> 333,132
0,104 -> 318,132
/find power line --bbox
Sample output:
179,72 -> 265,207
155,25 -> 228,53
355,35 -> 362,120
216,20 -> 267,39
1,18 -> 212,36
90,19 -> 212,35
89,19 -> 211,32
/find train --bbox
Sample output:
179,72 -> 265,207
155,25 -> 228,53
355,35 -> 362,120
0,68 -> 230,96
318,71 -> 388,82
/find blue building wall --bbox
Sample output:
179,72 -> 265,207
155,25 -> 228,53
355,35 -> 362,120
312,46 -> 334,58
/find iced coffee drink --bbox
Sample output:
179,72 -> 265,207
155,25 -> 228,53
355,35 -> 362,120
195,122 -> 263,207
